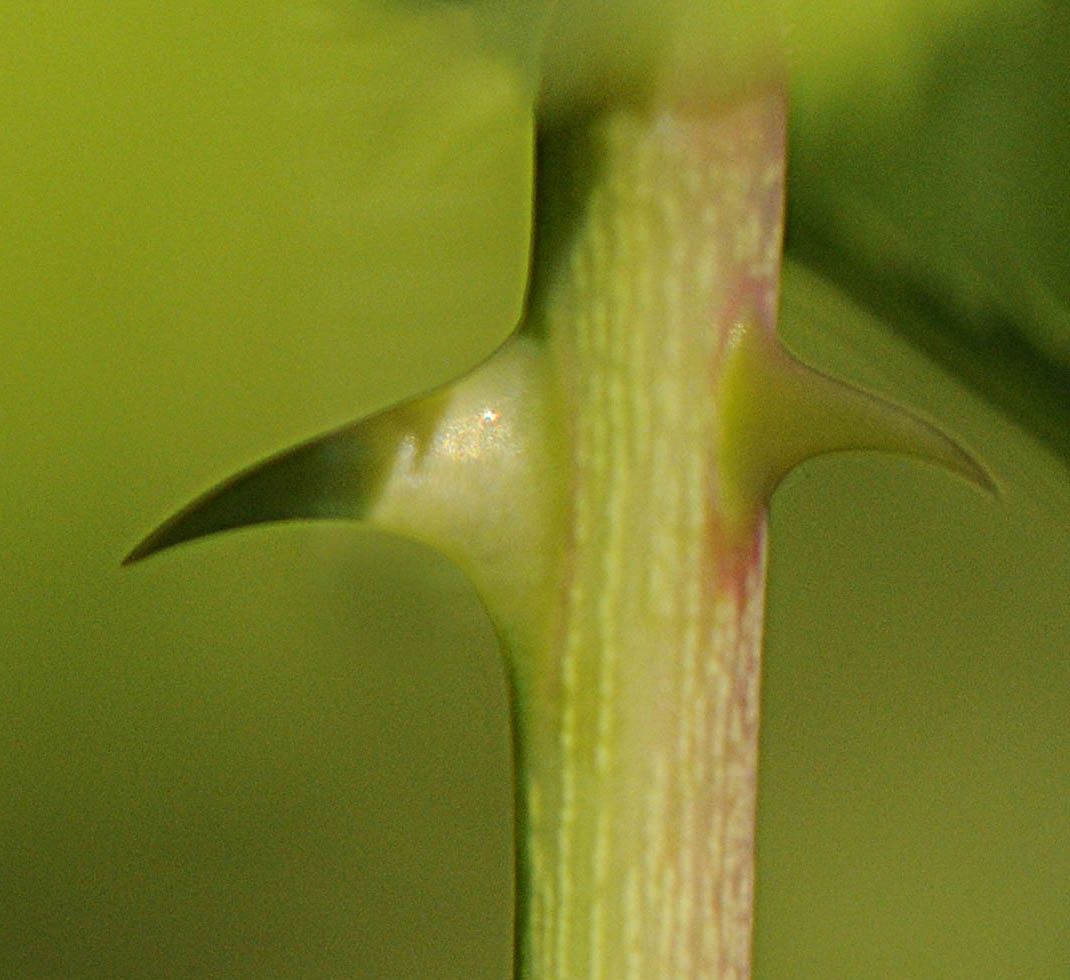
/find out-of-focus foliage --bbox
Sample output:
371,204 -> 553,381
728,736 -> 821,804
785,1 -> 1070,465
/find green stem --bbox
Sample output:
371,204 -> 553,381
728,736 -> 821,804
514,89 -> 786,979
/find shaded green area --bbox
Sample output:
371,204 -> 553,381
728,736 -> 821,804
786,1 -> 1070,464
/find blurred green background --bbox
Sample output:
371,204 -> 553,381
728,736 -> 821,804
2,2 -> 1066,977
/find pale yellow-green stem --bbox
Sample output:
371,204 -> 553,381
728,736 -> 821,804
511,89 -> 784,980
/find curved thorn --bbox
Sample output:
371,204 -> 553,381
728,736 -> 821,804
715,318 -> 997,542
122,404 -> 433,566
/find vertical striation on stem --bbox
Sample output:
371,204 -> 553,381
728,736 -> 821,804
516,89 -> 786,980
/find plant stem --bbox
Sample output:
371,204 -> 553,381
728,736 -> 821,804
514,87 -> 786,980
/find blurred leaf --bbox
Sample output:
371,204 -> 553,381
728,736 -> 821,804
784,1 -> 1070,464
